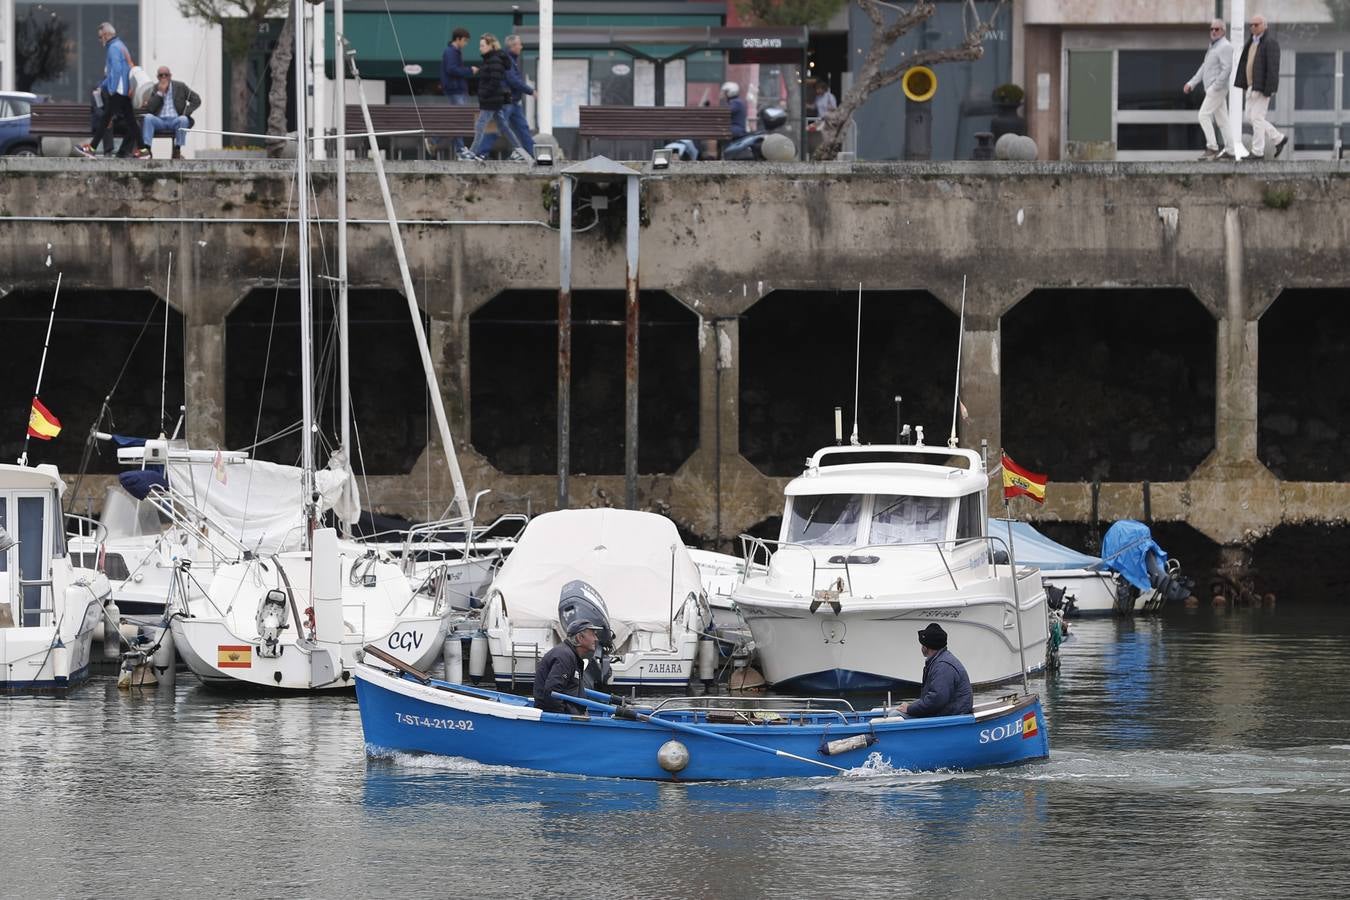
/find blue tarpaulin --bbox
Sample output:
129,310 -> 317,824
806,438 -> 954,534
1099,520 -> 1167,591
988,518 -> 1100,571
118,468 -> 168,500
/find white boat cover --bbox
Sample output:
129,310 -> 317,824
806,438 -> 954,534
491,508 -> 703,639
167,454 -> 360,555
988,518 -> 1100,571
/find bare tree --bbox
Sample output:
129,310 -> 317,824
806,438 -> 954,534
177,0 -> 289,138
265,8 -> 295,156
15,8 -> 69,92
813,0 -> 1007,161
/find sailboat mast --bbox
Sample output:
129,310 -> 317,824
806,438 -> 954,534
336,0 -> 352,537
293,0 -> 316,530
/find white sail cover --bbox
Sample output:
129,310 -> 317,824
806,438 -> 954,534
491,508 -> 703,638
167,455 -> 360,555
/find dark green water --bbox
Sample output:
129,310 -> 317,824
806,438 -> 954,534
2,602 -> 1348,898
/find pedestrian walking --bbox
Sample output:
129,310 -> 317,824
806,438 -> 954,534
77,22 -> 144,159
1184,19 -> 1233,160
439,27 -> 477,158
466,34 -> 527,161
500,34 -> 535,159
1235,15 -> 1288,160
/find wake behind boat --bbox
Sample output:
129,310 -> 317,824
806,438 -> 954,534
353,650 -> 1050,781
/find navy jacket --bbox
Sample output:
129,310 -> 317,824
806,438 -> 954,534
906,647 -> 973,718
727,97 -> 747,138
534,642 -> 585,713
505,50 -> 533,104
440,43 -> 473,97
1235,35 -> 1281,95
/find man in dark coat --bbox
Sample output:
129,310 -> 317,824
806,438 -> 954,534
465,33 -> 528,160
439,27 -> 476,158
140,67 -> 202,159
1234,15 -> 1287,159
899,623 -> 973,718
534,619 -> 598,713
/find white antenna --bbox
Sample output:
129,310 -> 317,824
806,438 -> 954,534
160,251 -> 173,434
948,275 -> 967,449
850,282 -> 862,446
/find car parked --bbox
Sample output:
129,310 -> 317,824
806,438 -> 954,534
0,91 -> 42,156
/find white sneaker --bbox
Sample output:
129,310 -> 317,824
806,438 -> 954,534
456,148 -> 478,161
510,148 -> 532,162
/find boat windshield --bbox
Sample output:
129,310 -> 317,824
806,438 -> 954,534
786,494 -> 863,546
869,494 -> 952,545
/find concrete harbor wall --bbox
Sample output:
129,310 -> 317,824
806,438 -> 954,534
1,158 -> 1347,563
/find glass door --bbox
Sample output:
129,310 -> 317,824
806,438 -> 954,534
15,493 -> 52,627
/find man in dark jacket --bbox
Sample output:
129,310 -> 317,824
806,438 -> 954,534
534,619 -> 599,713
499,34 -> 535,159
1235,15 -> 1287,159
140,68 -> 201,159
439,27 -> 476,158
899,623 -> 973,718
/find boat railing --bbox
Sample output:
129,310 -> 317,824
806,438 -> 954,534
397,512 -> 529,576
647,695 -> 857,725
64,513 -> 108,546
144,483 -> 253,565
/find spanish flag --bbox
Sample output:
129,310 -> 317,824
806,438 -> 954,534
1022,710 -> 1039,739
1002,452 -> 1046,504
27,397 -> 61,440
217,644 -> 253,669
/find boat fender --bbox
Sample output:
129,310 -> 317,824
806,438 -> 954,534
468,632 -> 488,681
103,599 -> 122,660
821,732 -> 877,757
657,740 -> 690,773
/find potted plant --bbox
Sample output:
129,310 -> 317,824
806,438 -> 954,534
991,83 -> 1027,138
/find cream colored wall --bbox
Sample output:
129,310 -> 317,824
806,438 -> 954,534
141,0 -> 224,148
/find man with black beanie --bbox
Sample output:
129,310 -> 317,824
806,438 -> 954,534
899,623 -> 973,718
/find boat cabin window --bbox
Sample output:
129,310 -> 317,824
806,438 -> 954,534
786,494 -> 863,546
956,492 -> 985,540
869,494 -> 951,545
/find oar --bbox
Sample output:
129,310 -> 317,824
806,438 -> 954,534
553,692 -> 847,775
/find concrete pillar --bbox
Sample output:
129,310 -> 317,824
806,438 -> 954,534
1215,207 -> 1259,464
957,326 -> 1001,460
185,320 -> 226,448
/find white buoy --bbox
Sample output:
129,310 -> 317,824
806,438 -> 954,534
103,600 -> 121,660
53,644 -> 70,681
657,740 -> 690,773
468,631 -> 488,682
442,635 -> 464,683
697,637 -> 717,684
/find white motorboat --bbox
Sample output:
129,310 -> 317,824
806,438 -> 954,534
686,546 -> 751,647
0,463 -> 111,689
732,442 -> 1050,692
481,508 -> 710,689
991,518 -> 1192,616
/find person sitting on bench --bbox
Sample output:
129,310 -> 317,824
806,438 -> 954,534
141,67 -> 201,159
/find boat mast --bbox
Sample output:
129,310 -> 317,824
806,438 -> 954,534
293,0 -> 317,536
335,0 -> 351,537
344,44 -> 472,522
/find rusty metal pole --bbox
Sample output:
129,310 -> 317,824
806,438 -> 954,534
624,173 -> 640,509
558,175 -> 573,509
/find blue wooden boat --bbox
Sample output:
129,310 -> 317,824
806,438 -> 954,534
353,653 -> 1050,782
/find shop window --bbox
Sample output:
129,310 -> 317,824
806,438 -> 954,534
1295,52 -> 1335,111
15,3 -> 140,100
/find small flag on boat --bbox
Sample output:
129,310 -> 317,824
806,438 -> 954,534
1002,453 -> 1046,504
1021,711 -> 1039,739
217,644 -> 252,669
212,448 -> 228,485
27,397 -> 61,440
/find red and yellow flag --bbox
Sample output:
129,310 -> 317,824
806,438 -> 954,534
1022,710 -> 1039,739
1002,452 -> 1046,504
27,397 -> 61,440
217,644 -> 252,669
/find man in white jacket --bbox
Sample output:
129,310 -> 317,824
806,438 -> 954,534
1183,19 -> 1234,160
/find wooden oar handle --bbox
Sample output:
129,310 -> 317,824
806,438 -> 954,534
363,643 -> 432,684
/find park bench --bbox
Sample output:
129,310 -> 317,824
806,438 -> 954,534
343,105 -> 481,159
30,101 -> 191,154
576,105 -> 732,156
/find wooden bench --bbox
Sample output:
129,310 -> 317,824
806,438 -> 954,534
576,105 -> 733,155
342,105 -> 485,159
30,101 -> 190,153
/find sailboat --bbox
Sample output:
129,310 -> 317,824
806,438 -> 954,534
168,0 -> 468,689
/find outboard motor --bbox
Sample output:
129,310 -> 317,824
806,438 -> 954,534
559,580 -> 615,692
1146,552 -> 1194,606
723,107 -> 794,161
255,589 -> 290,658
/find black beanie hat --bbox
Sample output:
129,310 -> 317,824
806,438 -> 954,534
917,623 -> 947,649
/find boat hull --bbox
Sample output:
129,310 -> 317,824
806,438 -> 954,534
1043,569 -> 1159,616
0,596 -> 103,691
354,664 -> 1050,781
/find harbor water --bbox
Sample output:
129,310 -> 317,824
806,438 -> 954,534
3,601 -> 1349,898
